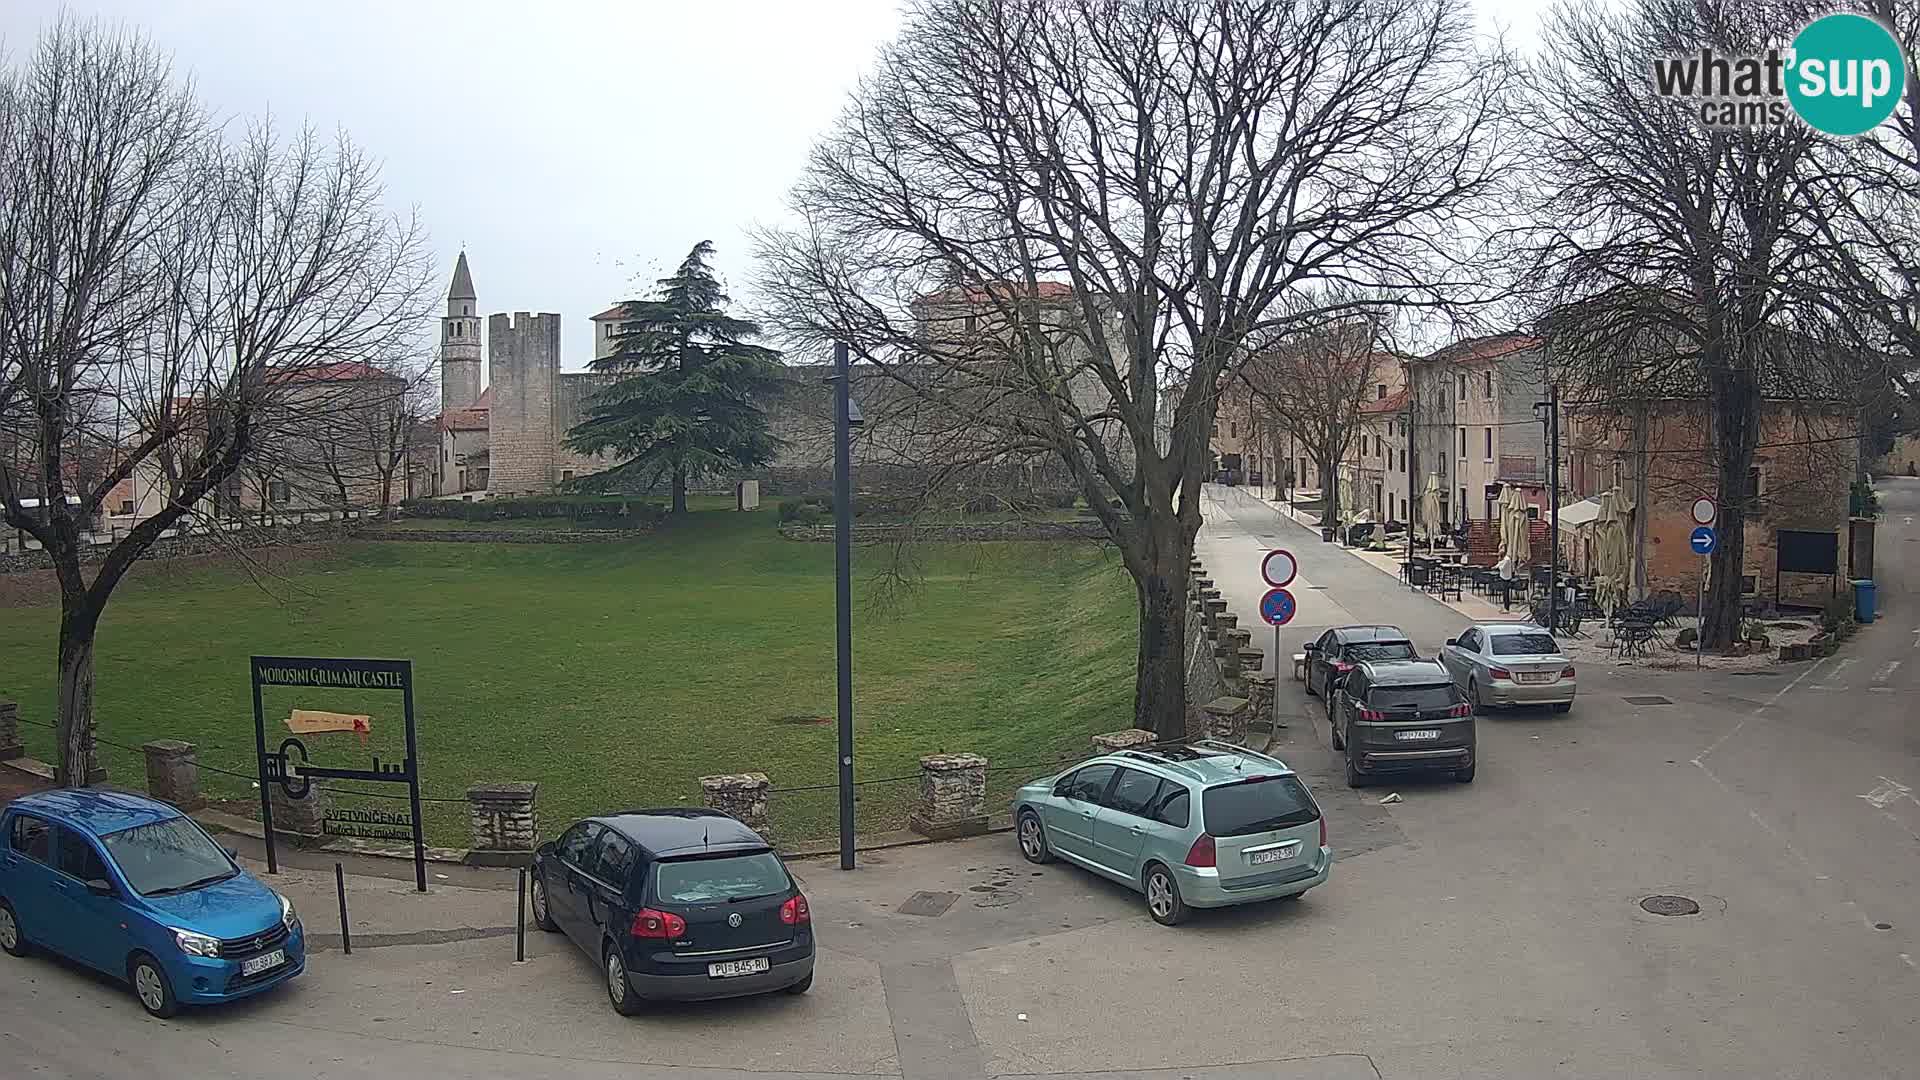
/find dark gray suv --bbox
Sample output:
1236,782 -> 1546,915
1328,659 -> 1476,786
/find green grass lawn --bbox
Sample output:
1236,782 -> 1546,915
0,507 -> 1135,845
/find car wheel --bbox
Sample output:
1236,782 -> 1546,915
1345,750 -> 1367,788
1143,863 -> 1188,926
0,899 -> 27,957
1016,811 -> 1055,864
1305,668 -> 1318,697
529,871 -> 559,932
1329,709 -> 1344,750
604,943 -> 643,1016
1470,678 -> 1490,713
130,953 -> 179,1019
1551,702 -> 1572,714
784,973 -> 814,995
1455,764 -> 1476,783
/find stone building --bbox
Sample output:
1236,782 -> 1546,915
434,257 -> 1133,500
1404,334 -> 1550,529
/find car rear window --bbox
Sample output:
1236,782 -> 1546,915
1345,641 -> 1415,662
1201,776 -> 1318,837
1367,683 -> 1461,711
653,852 -> 790,905
1490,633 -> 1560,655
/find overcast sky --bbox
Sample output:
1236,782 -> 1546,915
3,0 -> 1552,372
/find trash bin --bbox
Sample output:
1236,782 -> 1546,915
1852,578 -> 1877,623
1320,527 -> 1336,543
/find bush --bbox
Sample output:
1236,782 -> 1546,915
792,504 -> 828,527
1047,490 -> 1080,509
399,496 -> 664,529
1819,593 -> 1852,634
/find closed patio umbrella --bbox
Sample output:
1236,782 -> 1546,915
1421,473 -> 1442,553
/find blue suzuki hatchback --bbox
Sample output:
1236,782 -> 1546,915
0,789 -> 304,1018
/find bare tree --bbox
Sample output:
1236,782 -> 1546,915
0,19 -> 434,784
756,0 -> 1514,738
1523,0 -> 1857,649
1238,317 -> 1394,531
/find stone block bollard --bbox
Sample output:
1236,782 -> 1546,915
142,740 -> 201,809
1245,673 -> 1275,727
1216,612 -> 1238,632
0,701 -> 21,762
269,779 -> 328,841
1202,697 -> 1251,744
1217,644 -> 1243,679
1092,728 -> 1157,753
467,782 -> 538,856
700,772 -> 771,830
1203,596 -> 1228,630
909,754 -> 988,840
1236,647 -> 1266,674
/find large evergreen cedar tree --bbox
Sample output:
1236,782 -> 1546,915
567,242 -> 782,514
0,20 -> 433,784
755,0 -> 1515,739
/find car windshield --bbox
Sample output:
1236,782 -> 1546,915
1346,641 -> 1416,661
1490,633 -> 1560,656
100,816 -> 236,896
1369,684 -> 1460,711
654,851 -> 790,904
1202,775 -> 1319,837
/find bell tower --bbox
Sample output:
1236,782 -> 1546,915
441,251 -> 482,410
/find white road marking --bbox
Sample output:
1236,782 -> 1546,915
1833,657 -> 1859,675
1876,660 -> 1902,683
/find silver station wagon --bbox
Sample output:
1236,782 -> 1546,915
1012,740 -> 1330,926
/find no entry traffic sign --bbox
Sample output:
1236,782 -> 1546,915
1260,587 -> 1297,626
1261,548 -> 1298,589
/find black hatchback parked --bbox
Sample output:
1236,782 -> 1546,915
530,809 -> 814,1014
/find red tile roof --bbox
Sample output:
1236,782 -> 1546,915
271,360 -> 402,384
1421,333 -> 1538,366
591,303 -> 634,322
1359,388 -> 1410,415
439,387 -> 493,432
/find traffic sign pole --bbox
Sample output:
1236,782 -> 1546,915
1259,570 -> 1298,734
1697,554 -> 1705,669
1273,620 -> 1283,731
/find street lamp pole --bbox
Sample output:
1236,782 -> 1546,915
832,341 -> 856,871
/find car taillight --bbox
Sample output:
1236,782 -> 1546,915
1358,707 -> 1385,721
1488,666 -> 1513,681
1447,703 -> 1472,717
780,894 -> 811,926
1561,665 -> 1576,678
1318,815 -> 1327,849
1334,661 -> 1354,672
1184,833 -> 1216,868
631,908 -> 686,939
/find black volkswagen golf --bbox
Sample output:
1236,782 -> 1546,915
529,809 -> 814,1014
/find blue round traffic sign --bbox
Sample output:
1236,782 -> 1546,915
1689,525 -> 1716,555
1260,587 -> 1297,626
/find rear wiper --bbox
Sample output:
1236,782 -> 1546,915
727,891 -> 779,903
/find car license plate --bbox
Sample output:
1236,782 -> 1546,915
1395,729 -> 1441,741
707,957 -> 771,979
1249,846 -> 1298,865
239,949 -> 285,977
1517,671 -> 1554,683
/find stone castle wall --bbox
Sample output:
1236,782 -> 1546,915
488,313 -> 561,495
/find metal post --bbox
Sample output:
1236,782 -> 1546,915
515,867 -> 527,963
1697,558 -> 1705,669
833,340 -> 856,871
1406,383 -> 1416,576
1272,622 -> 1284,730
401,670 -> 426,894
251,669 -> 276,876
1548,381 -> 1561,631
334,862 -> 351,956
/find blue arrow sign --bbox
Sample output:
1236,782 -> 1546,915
1260,587 -> 1297,626
1689,525 -> 1716,555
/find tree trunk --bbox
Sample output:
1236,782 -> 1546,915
1131,527 -> 1193,741
1702,382 -> 1760,649
670,466 -> 688,515
1318,458 -> 1339,530
54,609 -> 101,787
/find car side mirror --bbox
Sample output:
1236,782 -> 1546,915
222,846 -> 239,860
1304,644 -> 1320,654
1053,781 -> 1074,799
1444,637 -> 1457,647
84,878 -> 115,897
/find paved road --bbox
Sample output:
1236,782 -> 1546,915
7,485 -> 1920,1078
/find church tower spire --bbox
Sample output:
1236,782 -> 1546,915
441,252 -> 482,410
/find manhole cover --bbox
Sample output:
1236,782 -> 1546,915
1624,695 -> 1674,706
897,891 -> 958,917
1640,894 -> 1701,916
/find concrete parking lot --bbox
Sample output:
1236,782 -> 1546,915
7,482 -> 1920,1079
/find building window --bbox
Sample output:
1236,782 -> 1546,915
267,480 -> 289,504
1484,427 -> 1493,460
1229,421 -> 1238,438
1457,372 -> 1466,400
562,470 -> 574,483
1459,427 -> 1467,457
1459,487 -> 1468,519
1483,371 -> 1493,399
1376,383 -> 1387,400
117,499 -> 134,515
1373,435 -> 1381,457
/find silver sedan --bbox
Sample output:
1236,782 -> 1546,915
1438,623 -> 1575,712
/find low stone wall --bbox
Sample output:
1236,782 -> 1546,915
779,520 -> 1108,544
2,520 -> 353,575
355,528 -> 649,544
